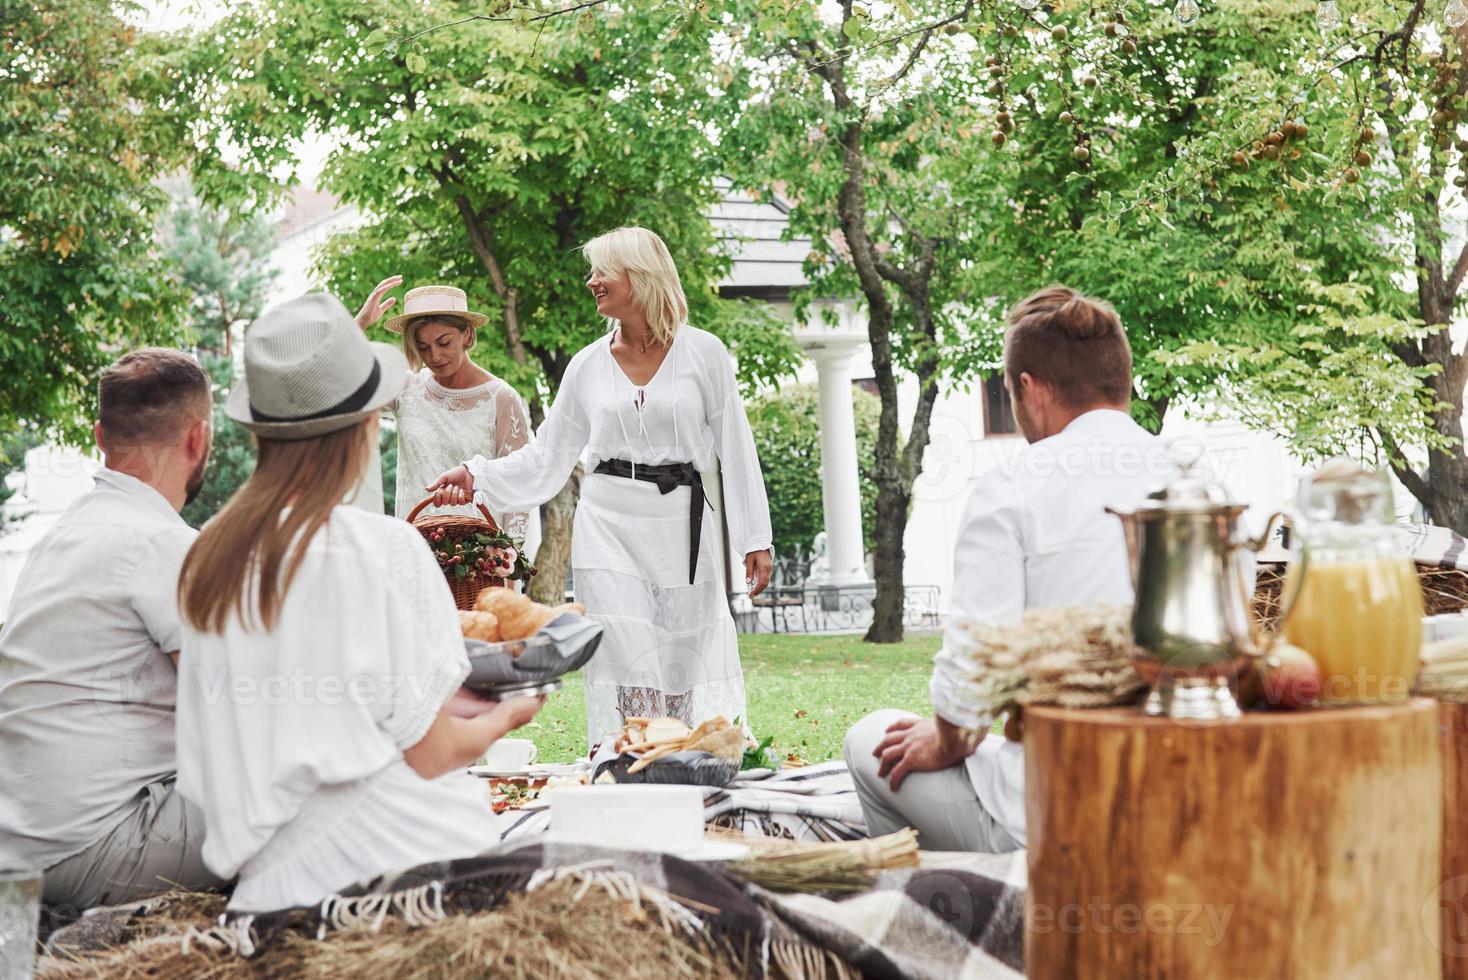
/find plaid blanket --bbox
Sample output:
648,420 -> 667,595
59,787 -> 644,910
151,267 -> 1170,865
1398,522 -> 1468,570
43,842 -> 1028,978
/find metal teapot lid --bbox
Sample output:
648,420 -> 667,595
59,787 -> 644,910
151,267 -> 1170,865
1133,445 -> 1239,515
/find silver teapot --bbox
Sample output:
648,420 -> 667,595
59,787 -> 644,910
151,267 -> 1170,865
1107,462 -> 1304,720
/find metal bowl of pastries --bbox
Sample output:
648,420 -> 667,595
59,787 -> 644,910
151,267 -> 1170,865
460,587 -> 601,695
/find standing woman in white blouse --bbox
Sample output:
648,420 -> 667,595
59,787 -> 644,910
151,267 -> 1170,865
429,227 -> 774,746
354,280 -> 532,545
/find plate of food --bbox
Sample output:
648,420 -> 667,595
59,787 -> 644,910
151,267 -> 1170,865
488,776 -> 549,814
460,587 -> 602,696
594,716 -> 744,787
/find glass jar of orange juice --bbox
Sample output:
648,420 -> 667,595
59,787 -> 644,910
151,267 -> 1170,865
1283,460 -> 1423,705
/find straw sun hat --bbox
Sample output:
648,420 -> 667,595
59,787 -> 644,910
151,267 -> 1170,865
382,285 -> 490,335
226,293 -> 409,440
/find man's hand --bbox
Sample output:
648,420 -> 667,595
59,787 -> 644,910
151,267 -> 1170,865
356,275 -> 403,329
744,549 -> 773,597
873,715 -> 978,792
425,463 -> 474,508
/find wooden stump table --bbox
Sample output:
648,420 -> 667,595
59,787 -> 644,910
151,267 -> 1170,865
1024,700 -> 1443,979
1441,701 -> 1468,979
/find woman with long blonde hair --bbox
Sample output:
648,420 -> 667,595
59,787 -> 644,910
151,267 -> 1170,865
175,293 -> 541,914
429,227 -> 773,748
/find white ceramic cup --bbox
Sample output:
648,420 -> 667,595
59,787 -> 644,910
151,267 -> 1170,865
484,738 -> 538,772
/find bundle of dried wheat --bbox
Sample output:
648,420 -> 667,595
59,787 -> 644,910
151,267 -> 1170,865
953,604 -> 1146,738
724,829 -> 920,894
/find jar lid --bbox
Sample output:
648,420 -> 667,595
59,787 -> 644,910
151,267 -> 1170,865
1297,458 -> 1394,525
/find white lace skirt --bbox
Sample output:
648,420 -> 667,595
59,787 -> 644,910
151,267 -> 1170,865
573,473 -> 748,747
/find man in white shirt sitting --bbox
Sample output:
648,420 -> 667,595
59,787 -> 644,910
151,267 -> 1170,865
844,286 -> 1176,852
0,348 -> 224,910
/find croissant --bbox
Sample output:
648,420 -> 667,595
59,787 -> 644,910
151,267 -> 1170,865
500,604 -> 558,640
474,586 -> 527,619
553,602 -> 587,618
458,610 -> 502,643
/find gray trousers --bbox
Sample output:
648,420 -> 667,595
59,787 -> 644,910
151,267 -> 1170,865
844,709 -> 1022,853
42,776 -> 225,912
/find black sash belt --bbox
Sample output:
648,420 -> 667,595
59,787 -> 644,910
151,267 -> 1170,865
594,458 -> 709,585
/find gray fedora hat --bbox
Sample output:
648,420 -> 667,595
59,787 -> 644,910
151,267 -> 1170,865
227,293 -> 409,440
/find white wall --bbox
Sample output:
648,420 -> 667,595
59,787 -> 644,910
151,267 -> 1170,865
0,446 -> 99,617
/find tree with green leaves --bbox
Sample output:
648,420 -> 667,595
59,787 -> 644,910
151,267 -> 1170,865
160,190 -> 277,528
167,0 -> 799,599
1,0 -> 186,442
1144,7 -> 1468,529
728,0 -> 998,642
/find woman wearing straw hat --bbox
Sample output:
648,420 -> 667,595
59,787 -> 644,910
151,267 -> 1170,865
173,293 -> 543,913
428,227 -> 773,748
355,278 -> 532,544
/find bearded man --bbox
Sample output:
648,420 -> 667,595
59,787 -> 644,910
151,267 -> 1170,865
0,348 -> 226,909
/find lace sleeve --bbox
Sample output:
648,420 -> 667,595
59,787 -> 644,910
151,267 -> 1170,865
489,382 -> 532,545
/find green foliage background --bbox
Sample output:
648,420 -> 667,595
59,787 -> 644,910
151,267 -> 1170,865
747,384 -> 881,563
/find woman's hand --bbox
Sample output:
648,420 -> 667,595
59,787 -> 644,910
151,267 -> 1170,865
484,694 -> 544,734
426,464 -> 474,508
744,549 -> 773,597
444,686 -> 500,719
356,275 -> 403,329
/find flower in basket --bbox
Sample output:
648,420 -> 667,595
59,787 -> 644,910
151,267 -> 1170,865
428,528 -> 535,583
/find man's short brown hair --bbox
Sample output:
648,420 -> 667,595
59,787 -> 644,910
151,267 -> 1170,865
98,348 -> 211,449
1004,285 -> 1133,409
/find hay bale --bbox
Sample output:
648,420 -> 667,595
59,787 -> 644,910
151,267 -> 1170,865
37,879 -> 772,980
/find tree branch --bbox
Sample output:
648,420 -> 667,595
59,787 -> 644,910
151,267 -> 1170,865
390,0 -> 608,47
878,0 -> 975,90
1377,424 -> 1434,509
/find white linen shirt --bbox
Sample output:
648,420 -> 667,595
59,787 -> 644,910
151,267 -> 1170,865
176,506 -> 498,911
929,409 -> 1175,846
464,327 -> 773,559
0,468 -> 195,869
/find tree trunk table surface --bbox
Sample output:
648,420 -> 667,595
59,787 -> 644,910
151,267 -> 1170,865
1439,701 -> 1468,979
1024,700 -> 1443,979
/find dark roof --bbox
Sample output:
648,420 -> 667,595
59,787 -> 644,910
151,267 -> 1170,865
710,178 -> 809,300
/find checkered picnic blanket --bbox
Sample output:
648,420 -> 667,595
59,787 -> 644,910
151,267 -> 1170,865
44,764 -> 1029,978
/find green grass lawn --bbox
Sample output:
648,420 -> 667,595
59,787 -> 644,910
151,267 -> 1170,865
520,632 -> 942,764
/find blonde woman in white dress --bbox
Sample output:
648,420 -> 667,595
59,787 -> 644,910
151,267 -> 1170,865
355,280 -> 531,545
175,293 -> 542,913
428,227 -> 773,747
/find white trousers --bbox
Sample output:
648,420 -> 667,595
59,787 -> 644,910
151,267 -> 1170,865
843,710 -> 1022,853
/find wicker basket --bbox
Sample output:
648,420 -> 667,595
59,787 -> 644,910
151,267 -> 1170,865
406,496 -> 507,611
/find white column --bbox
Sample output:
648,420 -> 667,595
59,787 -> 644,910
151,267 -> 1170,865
801,337 -> 871,588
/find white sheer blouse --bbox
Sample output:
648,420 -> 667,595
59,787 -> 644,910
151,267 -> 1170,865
394,371 -> 530,543
465,327 -> 773,559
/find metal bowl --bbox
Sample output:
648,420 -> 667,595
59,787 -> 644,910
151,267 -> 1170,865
462,618 -> 602,696
593,751 -> 739,788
